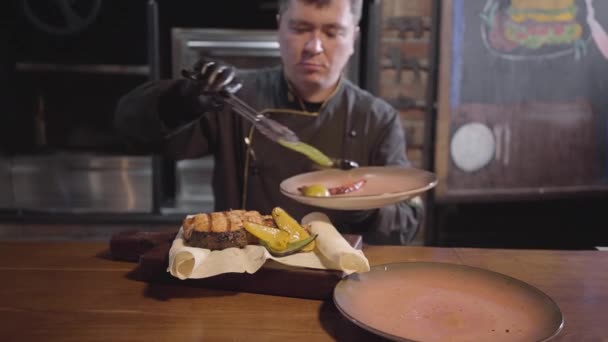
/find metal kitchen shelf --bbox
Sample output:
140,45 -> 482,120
16,62 -> 150,76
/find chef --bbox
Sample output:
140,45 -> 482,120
114,0 -> 422,245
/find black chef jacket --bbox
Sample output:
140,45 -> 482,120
115,66 -> 422,244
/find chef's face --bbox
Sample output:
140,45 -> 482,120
278,0 -> 358,94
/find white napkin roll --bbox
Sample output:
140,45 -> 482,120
168,231 -> 267,279
302,212 -> 370,274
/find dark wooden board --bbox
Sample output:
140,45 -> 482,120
110,230 -> 362,300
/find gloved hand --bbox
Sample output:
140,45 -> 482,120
188,58 -> 243,96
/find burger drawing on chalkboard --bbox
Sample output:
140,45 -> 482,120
481,0 -> 591,60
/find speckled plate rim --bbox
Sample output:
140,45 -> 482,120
333,262 -> 564,342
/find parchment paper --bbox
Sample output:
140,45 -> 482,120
168,212 -> 370,280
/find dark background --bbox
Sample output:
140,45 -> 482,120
1,0 -> 281,154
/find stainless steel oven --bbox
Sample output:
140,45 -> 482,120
10,154 -> 153,213
4,0 -> 154,215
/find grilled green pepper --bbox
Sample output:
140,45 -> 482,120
243,221 -> 289,251
272,207 -> 316,252
261,234 -> 318,257
278,140 -> 333,167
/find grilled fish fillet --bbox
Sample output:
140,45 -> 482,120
182,210 -> 274,250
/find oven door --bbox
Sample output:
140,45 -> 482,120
172,28 -> 281,76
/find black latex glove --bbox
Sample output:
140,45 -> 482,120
160,58 -> 242,131
188,58 -> 243,96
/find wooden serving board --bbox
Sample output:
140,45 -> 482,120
109,230 -> 362,300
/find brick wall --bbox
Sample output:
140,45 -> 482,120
376,0 -> 434,168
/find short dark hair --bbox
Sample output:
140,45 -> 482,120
277,0 -> 363,24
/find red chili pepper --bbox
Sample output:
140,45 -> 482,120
328,179 -> 366,195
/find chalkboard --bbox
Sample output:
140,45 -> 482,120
435,0 -> 608,201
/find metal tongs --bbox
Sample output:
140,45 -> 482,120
225,93 -> 301,143
182,69 -> 298,143
181,69 -> 358,170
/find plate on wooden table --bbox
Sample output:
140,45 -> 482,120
280,166 -> 437,210
333,262 -> 564,342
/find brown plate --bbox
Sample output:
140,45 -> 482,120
280,166 -> 437,210
334,262 -> 564,342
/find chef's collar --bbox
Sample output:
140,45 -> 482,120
282,69 -> 344,115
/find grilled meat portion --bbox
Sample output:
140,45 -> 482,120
182,210 -> 274,250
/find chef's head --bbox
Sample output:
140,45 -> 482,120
277,0 -> 361,101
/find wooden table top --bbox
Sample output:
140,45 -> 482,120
0,241 -> 606,341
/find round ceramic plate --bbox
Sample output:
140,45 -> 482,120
334,262 -> 564,342
279,166 -> 437,210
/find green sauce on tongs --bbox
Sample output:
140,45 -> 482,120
278,139 -> 334,168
